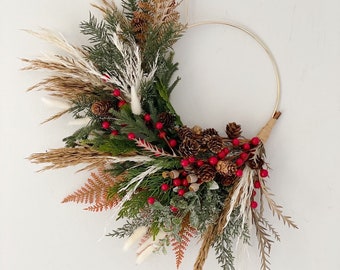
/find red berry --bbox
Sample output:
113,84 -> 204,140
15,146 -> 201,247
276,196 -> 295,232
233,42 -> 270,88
173,178 -> 182,187
178,189 -> 186,196
236,158 -> 244,167
112,88 -> 121,97
102,121 -> 110,129
236,169 -> 243,177
251,137 -> 260,146
118,100 -> 127,108
250,201 -> 258,209
208,156 -> 219,166
243,143 -> 251,151
260,169 -> 269,178
181,171 -> 188,177
232,138 -> 240,146
127,132 -> 136,140
217,150 -> 226,159
155,122 -> 163,130
181,159 -> 189,167
169,139 -> 177,148
252,190 -> 257,197
158,131 -> 166,139
240,152 -> 248,160
182,179 -> 189,187
188,156 -> 196,163
223,147 -> 230,155
161,183 -> 170,191
196,160 -> 205,167
254,180 -> 261,189
111,130 -> 119,136
147,197 -> 155,205
144,114 -> 151,122
170,205 -> 178,213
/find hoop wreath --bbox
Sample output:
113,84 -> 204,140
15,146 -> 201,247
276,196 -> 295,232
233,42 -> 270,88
25,1 -> 297,269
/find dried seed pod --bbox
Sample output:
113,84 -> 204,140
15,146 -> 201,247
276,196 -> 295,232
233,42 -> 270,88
226,122 -> 242,139
187,174 -> 198,183
189,183 -> 201,192
169,170 -> 180,179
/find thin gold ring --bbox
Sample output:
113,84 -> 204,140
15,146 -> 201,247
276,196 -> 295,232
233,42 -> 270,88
187,21 -> 281,119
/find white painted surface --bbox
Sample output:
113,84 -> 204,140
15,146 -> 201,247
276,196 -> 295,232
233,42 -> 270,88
1,0 -> 339,269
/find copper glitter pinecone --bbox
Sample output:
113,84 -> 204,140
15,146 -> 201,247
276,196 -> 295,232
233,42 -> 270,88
202,128 -> 219,136
179,137 -> 200,157
226,122 -> 242,139
91,101 -> 111,116
197,164 -> 216,182
216,160 -> 237,176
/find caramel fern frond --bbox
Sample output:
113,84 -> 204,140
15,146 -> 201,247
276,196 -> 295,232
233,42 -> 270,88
260,180 -> 298,229
171,215 -> 196,269
252,209 -> 273,270
62,169 -> 120,212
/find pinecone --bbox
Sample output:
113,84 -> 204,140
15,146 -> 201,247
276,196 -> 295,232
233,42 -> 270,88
216,160 -> 237,176
178,126 -> 194,140
197,164 -> 216,182
202,128 -> 219,136
179,138 -> 200,157
91,101 -> 112,116
206,135 -> 223,153
221,175 -> 238,187
247,155 -> 265,170
226,122 -> 242,139
158,112 -> 175,128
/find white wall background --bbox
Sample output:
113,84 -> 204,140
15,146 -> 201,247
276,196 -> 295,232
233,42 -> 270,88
1,0 -> 340,269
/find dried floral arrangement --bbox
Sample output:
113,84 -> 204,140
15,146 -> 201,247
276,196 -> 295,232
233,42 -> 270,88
25,0 -> 297,269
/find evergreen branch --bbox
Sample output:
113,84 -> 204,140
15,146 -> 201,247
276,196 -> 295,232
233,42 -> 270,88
135,138 -> 174,157
108,217 -> 149,238
260,216 -> 281,242
260,181 -> 298,229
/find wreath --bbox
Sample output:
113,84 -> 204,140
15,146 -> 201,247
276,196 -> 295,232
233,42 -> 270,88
25,1 -> 297,269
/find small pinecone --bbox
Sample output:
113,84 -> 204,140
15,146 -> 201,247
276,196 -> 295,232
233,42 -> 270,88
91,101 -> 111,116
178,126 -> 194,140
158,112 -> 175,128
179,138 -> 200,157
221,175 -> 238,187
203,128 -> 219,136
206,135 -> 223,153
216,160 -> 237,176
247,155 -> 265,170
226,122 -> 242,139
197,164 -> 216,182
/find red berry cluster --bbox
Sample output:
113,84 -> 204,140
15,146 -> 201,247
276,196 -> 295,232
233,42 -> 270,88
100,88 -> 129,137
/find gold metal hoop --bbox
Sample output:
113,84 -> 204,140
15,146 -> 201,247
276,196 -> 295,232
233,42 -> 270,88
187,21 -> 282,143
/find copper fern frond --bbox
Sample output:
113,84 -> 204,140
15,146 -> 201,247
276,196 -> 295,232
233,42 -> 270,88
171,215 -> 196,269
62,169 -> 120,212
